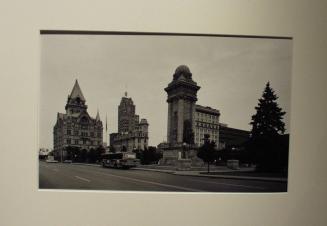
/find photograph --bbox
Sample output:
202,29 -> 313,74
39,31 -> 292,192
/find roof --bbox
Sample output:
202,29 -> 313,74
175,65 -> 191,74
195,104 -> 220,116
69,79 -> 86,101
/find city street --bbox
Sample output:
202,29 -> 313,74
39,161 -> 287,192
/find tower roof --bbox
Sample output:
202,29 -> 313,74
69,79 -> 86,101
175,65 -> 191,74
173,65 -> 193,81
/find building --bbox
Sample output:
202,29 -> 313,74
194,105 -> 220,147
110,93 -> 149,152
53,80 -> 103,160
218,123 -> 250,150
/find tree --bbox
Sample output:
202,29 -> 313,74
80,149 -> 88,162
250,82 -> 286,137
87,148 -> 97,163
109,145 -> 116,153
197,134 -> 216,173
65,146 -> 80,161
137,146 -> 163,165
249,82 -> 288,172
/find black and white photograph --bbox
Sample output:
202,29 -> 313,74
39,31 -> 292,192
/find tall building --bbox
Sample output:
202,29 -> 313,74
118,92 -> 137,133
53,80 -> 103,160
110,93 -> 149,152
165,65 -> 201,145
194,105 -> 220,147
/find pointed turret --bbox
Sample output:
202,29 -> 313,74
69,79 -> 86,101
96,109 -> 101,121
65,79 -> 88,114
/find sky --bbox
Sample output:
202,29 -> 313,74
40,34 -> 292,149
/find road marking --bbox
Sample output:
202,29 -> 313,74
188,178 -> 265,190
90,171 -> 204,192
52,168 -> 59,172
75,176 -> 91,182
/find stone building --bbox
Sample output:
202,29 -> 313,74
53,80 -> 103,160
194,105 -> 220,147
110,93 -> 149,152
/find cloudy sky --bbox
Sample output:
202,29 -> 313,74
40,34 -> 292,148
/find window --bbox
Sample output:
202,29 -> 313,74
67,129 -> 71,135
67,139 -> 71,144
74,130 -> 78,136
74,140 -> 78,145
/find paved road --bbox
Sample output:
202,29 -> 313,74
39,161 -> 287,192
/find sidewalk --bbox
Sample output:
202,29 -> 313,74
133,167 -> 287,182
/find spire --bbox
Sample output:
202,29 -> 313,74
69,79 -> 86,101
124,83 -> 128,97
96,109 -> 100,121
106,114 -> 108,132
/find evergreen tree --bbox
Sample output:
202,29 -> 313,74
250,82 -> 286,137
249,82 -> 288,172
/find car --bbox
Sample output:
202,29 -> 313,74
63,160 -> 72,163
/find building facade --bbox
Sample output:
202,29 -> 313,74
53,80 -> 103,160
218,123 -> 250,150
110,93 -> 149,152
194,105 -> 220,147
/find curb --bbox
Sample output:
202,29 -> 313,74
173,172 -> 287,183
71,163 -> 101,167
133,167 -> 287,183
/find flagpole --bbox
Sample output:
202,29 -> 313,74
106,114 -> 108,148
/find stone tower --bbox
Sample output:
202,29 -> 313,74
165,65 -> 200,145
65,79 -> 87,115
118,92 -> 136,133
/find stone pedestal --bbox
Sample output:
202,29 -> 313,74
159,144 -> 204,170
176,159 -> 192,170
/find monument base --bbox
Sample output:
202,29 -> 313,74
158,144 -> 204,170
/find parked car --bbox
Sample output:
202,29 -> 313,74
63,160 -> 72,163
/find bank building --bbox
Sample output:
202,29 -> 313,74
160,65 -> 220,168
53,80 -> 103,161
